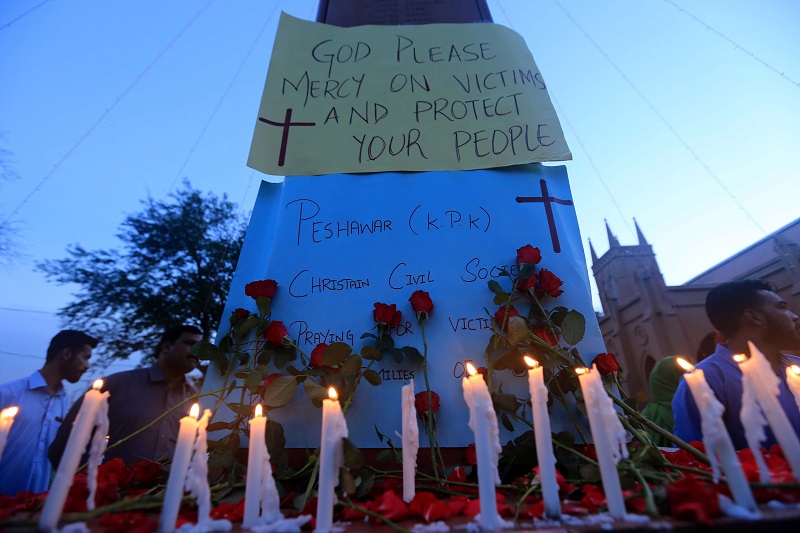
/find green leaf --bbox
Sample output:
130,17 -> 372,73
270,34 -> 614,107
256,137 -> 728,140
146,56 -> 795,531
303,379 -> 329,404
500,412 -> 515,432
519,263 -> 537,280
262,375 -> 298,408
212,353 -> 229,373
390,348 -> 403,364
362,369 -> 382,386
342,438 -> 365,470
341,354 -> 362,376
339,468 -> 356,496
192,339 -> 219,361
256,296 -> 271,317
217,335 -> 233,355
493,292 -> 510,305
226,402 -> 256,417
402,346 -> 424,364
561,310 -> 586,346
374,425 -> 385,443
376,449 -> 394,464
245,371 -> 265,393
206,421 -> 231,432
322,342 -> 352,366
493,392 -> 519,414
487,279 -> 504,295
548,306 -> 570,326
237,315 -> 261,338
360,332 -> 377,340
377,332 -> 395,353
360,345 -> 383,361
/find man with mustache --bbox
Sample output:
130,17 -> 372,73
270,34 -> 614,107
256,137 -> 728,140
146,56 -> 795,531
49,325 -> 203,466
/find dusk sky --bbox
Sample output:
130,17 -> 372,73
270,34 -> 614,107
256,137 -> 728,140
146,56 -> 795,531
1,0 -> 798,396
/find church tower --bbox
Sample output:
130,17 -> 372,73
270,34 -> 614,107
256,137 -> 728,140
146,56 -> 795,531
591,220 -> 700,397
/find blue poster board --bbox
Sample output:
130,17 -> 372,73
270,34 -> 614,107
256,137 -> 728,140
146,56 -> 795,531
203,164 -> 605,447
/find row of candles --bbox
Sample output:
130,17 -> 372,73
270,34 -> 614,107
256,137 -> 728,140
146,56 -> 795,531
10,345 -> 800,531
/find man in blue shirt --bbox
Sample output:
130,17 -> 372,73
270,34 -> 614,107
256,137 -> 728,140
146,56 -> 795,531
0,330 -> 97,495
673,280 -> 800,449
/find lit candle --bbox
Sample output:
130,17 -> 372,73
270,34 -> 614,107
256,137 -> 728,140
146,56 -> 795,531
0,406 -> 18,462
39,379 -> 110,532
315,387 -> 349,533
786,365 -> 800,413
462,363 -> 509,531
159,403 -> 201,533
525,356 -> 560,519
244,404 -> 282,528
86,402 -> 110,511
736,342 -> 800,479
183,408 -> 232,532
676,358 -> 757,511
401,379 -> 419,503
575,366 -> 627,519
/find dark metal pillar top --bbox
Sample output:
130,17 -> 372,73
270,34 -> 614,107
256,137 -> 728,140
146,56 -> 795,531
316,0 -> 493,27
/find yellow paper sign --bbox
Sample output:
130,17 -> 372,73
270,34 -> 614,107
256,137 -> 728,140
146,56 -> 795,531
248,13 -> 571,176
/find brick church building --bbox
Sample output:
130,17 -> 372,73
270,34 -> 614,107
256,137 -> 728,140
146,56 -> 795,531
591,217 -> 800,398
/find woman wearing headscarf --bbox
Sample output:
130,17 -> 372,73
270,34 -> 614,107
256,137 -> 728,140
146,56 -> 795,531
641,356 -> 685,447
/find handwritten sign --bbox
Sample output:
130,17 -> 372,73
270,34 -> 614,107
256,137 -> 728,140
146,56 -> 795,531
204,165 -> 604,447
247,13 -> 572,176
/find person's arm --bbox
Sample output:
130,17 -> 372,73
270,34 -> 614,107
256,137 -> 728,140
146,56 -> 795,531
47,394 -> 83,469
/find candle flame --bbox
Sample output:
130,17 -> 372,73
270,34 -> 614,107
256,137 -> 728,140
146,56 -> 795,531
92,379 -> 103,390
676,357 -> 694,372
465,362 -> 477,376
791,365 -> 800,376
523,355 -> 538,369
1,406 -> 18,419
255,404 -> 263,417
190,403 -> 200,418
574,367 -> 589,375
328,387 -> 338,400
733,354 -> 747,363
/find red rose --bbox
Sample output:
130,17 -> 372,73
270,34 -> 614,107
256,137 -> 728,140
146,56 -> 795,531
536,269 -> 564,298
465,443 -> 477,464
494,304 -> 519,330
415,390 -> 440,417
262,373 -> 282,392
373,302 -> 402,327
593,353 -> 621,375
532,326 -> 559,346
409,290 -> 434,314
517,273 -> 537,293
97,458 -> 133,488
310,343 -> 327,368
245,279 -> 277,300
666,476 -> 721,526
263,320 -> 288,345
130,460 -> 164,482
516,244 -> 542,265
232,308 -> 249,319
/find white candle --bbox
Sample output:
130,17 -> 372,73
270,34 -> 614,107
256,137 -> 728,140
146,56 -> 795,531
86,399 -> 110,511
401,379 -> 419,503
576,365 -> 627,519
785,365 -> 800,413
159,403 -> 200,533
0,406 -> 18,462
462,363 -> 507,531
525,356 -> 560,519
737,342 -> 800,479
676,358 -> 757,511
315,388 -> 349,533
39,379 -> 109,532
244,404 -> 282,528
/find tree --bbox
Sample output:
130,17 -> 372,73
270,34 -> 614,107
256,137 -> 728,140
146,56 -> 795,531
38,181 -> 247,366
0,134 -> 20,264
